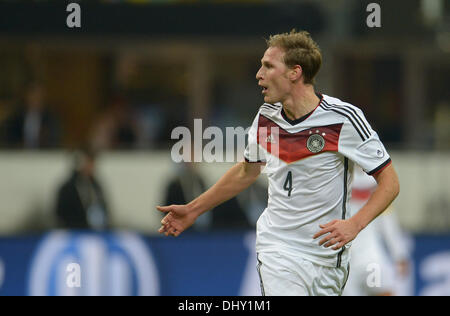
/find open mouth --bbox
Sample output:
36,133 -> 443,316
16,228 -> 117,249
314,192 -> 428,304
258,82 -> 268,95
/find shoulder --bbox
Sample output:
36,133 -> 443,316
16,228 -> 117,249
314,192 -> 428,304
320,94 -> 373,141
320,95 -> 366,117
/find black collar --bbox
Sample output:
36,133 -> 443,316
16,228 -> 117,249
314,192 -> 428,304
281,92 -> 323,125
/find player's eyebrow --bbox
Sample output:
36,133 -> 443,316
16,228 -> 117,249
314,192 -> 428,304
261,60 -> 273,67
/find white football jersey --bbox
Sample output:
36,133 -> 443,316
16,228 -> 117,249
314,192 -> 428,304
244,93 -> 392,268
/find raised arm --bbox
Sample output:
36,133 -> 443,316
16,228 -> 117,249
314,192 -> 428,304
157,161 -> 264,236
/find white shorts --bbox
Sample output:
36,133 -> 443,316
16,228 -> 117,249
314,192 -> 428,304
256,251 -> 349,296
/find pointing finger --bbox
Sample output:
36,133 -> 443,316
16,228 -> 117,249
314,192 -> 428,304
156,205 -> 171,213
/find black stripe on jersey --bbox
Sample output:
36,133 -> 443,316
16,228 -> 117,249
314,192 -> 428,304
261,103 -> 280,111
322,100 -> 371,140
260,105 -> 279,113
341,264 -> 351,293
256,254 -> 266,296
341,157 -> 348,221
333,102 -> 371,138
337,157 -> 349,268
367,158 -> 391,175
319,103 -> 366,141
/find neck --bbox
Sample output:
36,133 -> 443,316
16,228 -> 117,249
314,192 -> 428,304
282,85 -> 320,121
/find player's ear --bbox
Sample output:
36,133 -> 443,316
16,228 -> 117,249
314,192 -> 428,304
289,65 -> 302,82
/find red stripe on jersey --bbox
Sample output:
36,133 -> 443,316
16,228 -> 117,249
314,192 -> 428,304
370,159 -> 392,176
351,188 -> 373,201
257,115 -> 343,163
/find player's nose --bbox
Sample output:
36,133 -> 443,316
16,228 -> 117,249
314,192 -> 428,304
256,67 -> 263,80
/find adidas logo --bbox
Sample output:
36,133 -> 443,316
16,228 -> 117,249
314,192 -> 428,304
266,135 -> 276,144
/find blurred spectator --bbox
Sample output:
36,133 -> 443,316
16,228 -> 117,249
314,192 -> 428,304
55,146 -> 110,230
343,166 -> 411,296
91,94 -> 141,150
163,161 -> 251,231
2,82 -> 61,149
134,103 -> 167,149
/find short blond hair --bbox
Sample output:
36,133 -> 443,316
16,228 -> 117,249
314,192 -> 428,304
266,30 -> 322,85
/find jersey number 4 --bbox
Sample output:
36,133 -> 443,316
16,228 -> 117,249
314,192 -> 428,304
283,171 -> 293,197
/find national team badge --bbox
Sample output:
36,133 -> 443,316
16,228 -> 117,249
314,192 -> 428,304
307,134 -> 325,153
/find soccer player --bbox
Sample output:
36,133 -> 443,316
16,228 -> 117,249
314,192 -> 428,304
157,30 -> 400,296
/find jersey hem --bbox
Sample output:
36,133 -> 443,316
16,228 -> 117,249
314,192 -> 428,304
255,246 -> 349,268
367,158 -> 392,175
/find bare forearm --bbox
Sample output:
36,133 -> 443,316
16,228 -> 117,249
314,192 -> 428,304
350,164 -> 400,232
314,165 -> 400,250
187,162 -> 261,217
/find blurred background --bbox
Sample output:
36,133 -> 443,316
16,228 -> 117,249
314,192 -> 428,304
0,0 -> 449,296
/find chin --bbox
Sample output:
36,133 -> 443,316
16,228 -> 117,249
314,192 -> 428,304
264,96 -> 278,104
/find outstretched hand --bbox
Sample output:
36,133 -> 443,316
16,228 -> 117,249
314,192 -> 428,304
313,219 -> 360,250
156,204 -> 197,237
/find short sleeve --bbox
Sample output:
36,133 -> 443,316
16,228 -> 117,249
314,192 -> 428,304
244,111 -> 267,163
338,109 -> 391,175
